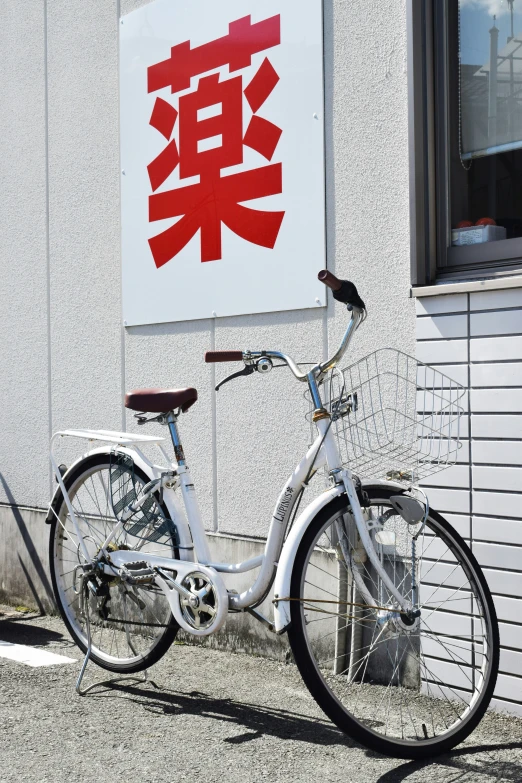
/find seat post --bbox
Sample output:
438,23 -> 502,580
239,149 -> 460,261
166,411 -> 186,466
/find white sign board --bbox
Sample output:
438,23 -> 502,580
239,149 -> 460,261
120,0 -> 326,325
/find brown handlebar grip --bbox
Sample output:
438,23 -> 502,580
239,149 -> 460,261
205,351 -> 243,363
318,269 -> 342,291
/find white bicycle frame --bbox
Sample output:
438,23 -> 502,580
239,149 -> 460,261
49,306 -> 411,639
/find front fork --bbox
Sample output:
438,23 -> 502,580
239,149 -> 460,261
339,470 -> 411,613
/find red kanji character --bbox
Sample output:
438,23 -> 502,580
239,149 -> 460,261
179,73 -> 243,180
147,98 -> 179,192
148,15 -> 280,94
146,16 -> 285,266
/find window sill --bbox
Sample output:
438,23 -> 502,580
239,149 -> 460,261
411,274 -> 522,298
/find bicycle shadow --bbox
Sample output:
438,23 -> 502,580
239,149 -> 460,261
84,680 -> 522,776
89,681 -> 355,748
0,619 -> 76,649
372,741 -> 522,782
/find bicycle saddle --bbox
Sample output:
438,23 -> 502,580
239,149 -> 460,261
125,387 -> 198,413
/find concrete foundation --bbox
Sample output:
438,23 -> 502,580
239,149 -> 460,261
0,502 -> 289,659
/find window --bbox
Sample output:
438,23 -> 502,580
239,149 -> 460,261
409,0 -> 522,284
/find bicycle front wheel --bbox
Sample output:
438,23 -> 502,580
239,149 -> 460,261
287,487 -> 499,759
49,454 -> 179,673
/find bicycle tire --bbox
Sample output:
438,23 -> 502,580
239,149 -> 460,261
287,487 -> 499,759
49,453 -> 179,673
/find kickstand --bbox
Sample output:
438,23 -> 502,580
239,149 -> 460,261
76,577 -> 157,696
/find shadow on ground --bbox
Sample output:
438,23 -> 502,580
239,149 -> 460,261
372,741 -> 522,782
2,616 -> 521,782
0,619 -> 75,648
84,678 -> 522,782
87,680 -> 354,748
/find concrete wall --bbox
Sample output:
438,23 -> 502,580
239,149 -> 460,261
0,504 -> 289,659
416,284 -> 522,717
0,0 -> 415,601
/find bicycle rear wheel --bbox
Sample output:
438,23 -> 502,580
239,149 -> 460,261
287,487 -> 499,759
49,453 -> 179,673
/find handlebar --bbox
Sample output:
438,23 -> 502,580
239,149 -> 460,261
317,269 -> 342,291
317,269 -> 365,309
205,269 -> 366,383
205,351 -> 243,363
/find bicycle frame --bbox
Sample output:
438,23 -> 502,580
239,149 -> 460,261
46,272 -> 500,753
48,304 -> 411,640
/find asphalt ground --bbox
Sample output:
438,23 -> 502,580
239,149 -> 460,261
0,607 -> 521,783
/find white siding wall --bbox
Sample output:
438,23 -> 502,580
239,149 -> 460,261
416,287 -> 522,717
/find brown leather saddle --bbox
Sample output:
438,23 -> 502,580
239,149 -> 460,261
124,387 -> 197,414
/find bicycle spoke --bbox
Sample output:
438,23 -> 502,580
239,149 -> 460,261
291,497 -> 496,749
52,460 -> 178,668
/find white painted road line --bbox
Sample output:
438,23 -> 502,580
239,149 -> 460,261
0,640 -> 77,667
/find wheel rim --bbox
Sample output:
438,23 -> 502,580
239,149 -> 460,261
52,461 -> 176,666
296,499 -> 496,747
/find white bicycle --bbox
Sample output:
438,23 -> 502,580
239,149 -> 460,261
47,270 -> 499,759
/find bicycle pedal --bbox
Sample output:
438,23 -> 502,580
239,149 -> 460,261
120,561 -> 155,585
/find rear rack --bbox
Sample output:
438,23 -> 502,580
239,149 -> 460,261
49,430 -> 171,529
50,429 -> 167,481
51,429 -> 166,446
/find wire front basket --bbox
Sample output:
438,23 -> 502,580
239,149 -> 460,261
307,348 -> 465,484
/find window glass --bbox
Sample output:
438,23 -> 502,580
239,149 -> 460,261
450,0 -> 522,250
461,0 -> 522,159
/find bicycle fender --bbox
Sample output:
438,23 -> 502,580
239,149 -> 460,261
273,484 -> 344,634
46,449 -> 107,524
45,446 -> 195,560
272,478 -> 407,634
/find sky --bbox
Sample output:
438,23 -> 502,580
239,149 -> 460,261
460,0 -> 522,64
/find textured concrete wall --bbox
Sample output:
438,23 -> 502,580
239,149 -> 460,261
0,0 -> 414,613
0,1 -> 49,510
47,0 -> 124,446
0,505 -> 55,614
0,0 -> 415,536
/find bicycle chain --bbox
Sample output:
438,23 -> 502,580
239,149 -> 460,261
91,616 -> 176,629
95,598 -> 392,629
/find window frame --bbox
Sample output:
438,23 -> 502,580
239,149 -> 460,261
408,0 -> 522,286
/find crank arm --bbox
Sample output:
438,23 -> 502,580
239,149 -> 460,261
154,567 -> 197,605
123,587 -> 146,611
97,562 -> 195,605
104,550 -> 229,637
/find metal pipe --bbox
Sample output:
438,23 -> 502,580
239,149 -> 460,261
333,557 -> 349,675
246,305 -> 364,384
317,308 -> 364,377
488,19 -> 499,146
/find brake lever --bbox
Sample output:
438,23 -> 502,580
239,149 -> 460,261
215,364 -> 255,392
